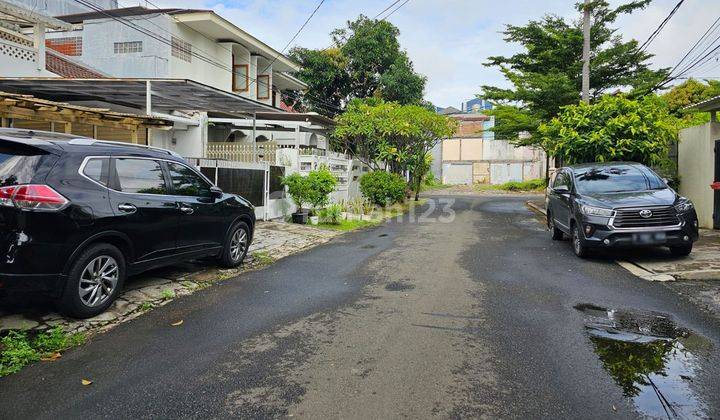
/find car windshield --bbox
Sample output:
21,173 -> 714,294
574,165 -> 663,194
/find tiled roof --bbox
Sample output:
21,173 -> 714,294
57,6 -> 211,24
45,50 -> 105,78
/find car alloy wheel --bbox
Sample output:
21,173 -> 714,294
78,255 -> 119,307
572,224 -> 588,258
229,227 -> 248,262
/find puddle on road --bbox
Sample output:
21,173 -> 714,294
385,281 -> 415,291
574,303 -> 712,419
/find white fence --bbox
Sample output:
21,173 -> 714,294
206,142 -> 279,164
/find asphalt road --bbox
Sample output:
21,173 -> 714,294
1,195 -> 719,419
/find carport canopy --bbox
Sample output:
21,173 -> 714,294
0,78 -> 280,115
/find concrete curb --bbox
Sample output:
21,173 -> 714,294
615,261 -> 676,282
526,201 -> 546,216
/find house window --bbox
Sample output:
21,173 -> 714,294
233,64 -> 249,92
257,74 -> 270,100
171,36 -> 192,62
113,41 -> 143,54
46,37 -> 82,56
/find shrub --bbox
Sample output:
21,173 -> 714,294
320,203 -> 343,224
281,173 -> 310,211
305,166 -> 338,210
360,171 -> 406,206
497,178 -> 546,191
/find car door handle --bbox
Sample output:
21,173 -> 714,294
118,203 -> 137,214
178,205 -> 194,215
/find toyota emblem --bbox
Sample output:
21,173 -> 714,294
639,209 -> 653,218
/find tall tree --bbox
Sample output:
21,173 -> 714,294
289,16 -> 426,116
333,99 -> 456,200
481,0 -> 668,145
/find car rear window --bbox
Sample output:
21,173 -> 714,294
574,166 -> 661,194
82,158 -> 110,186
0,143 -> 58,186
113,158 -> 167,195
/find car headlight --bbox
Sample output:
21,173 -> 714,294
674,198 -> 694,213
580,205 -> 614,217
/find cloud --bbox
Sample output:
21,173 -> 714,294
132,0 -> 720,107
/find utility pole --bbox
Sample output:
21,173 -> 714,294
581,0 -> 591,103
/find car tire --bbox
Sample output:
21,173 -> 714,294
57,243 -> 126,319
571,223 -> 588,258
669,244 -> 692,257
219,221 -> 250,268
548,213 -> 564,240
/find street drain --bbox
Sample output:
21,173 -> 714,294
385,281 -> 415,291
574,303 -> 712,419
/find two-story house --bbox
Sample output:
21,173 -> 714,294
46,7 -> 306,109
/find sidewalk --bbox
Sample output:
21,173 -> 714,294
0,221 -> 341,334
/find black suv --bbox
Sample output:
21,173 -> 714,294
546,162 -> 698,258
0,129 -> 255,318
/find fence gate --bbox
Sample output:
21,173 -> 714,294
186,158 -> 286,221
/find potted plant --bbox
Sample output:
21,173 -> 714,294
281,173 -> 309,224
306,166 -> 338,224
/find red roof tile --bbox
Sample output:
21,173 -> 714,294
45,51 -> 105,78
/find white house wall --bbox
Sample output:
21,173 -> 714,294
679,122 -> 719,229
168,23 -> 232,91
62,15 -> 171,78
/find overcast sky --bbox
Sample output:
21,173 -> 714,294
144,0 -> 719,108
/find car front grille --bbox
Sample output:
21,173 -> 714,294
612,206 -> 679,228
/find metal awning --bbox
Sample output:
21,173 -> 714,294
685,95 -> 720,112
0,78 -> 281,115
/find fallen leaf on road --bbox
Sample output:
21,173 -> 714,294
612,405 -> 616,411
81,379 -> 93,386
40,352 -> 61,361
171,320 -> 184,326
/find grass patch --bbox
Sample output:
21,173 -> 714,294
474,178 -> 546,192
251,250 -> 275,266
0,327 -> 86,376
317,219 -> 380,231
138,301 -> 154,312
160,289 -> 175,300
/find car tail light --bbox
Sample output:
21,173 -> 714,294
0,186 -> 16,207
0,184 -> 68,211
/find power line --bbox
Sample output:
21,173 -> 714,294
250,0 -> 326,90
373,0 -> 403,19
379,0 -> 411,21
664,16 -> 720,81
637,0 -> 684,53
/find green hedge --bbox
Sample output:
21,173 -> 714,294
360,171 -> 406,206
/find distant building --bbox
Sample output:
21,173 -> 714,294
461,97 -> 493,113
4,0 -> 117,17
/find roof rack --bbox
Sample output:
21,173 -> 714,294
67,138 -> 182,158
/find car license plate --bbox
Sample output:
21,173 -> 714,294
632,232 -> 667,245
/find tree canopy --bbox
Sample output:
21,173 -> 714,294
288,16 -> 426,116
480,0 -> 667,144
333,99 -> 456,200
538,95 -> 678,167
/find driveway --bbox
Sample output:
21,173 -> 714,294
1,195 -> 719,418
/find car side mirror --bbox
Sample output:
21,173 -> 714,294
553,185 -> 569,194
210,186 -> 223,199
662,178 -> 669,185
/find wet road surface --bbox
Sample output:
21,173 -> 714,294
1,195 -> 719,419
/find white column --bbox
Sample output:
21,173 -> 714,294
33,23 -> 46,72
